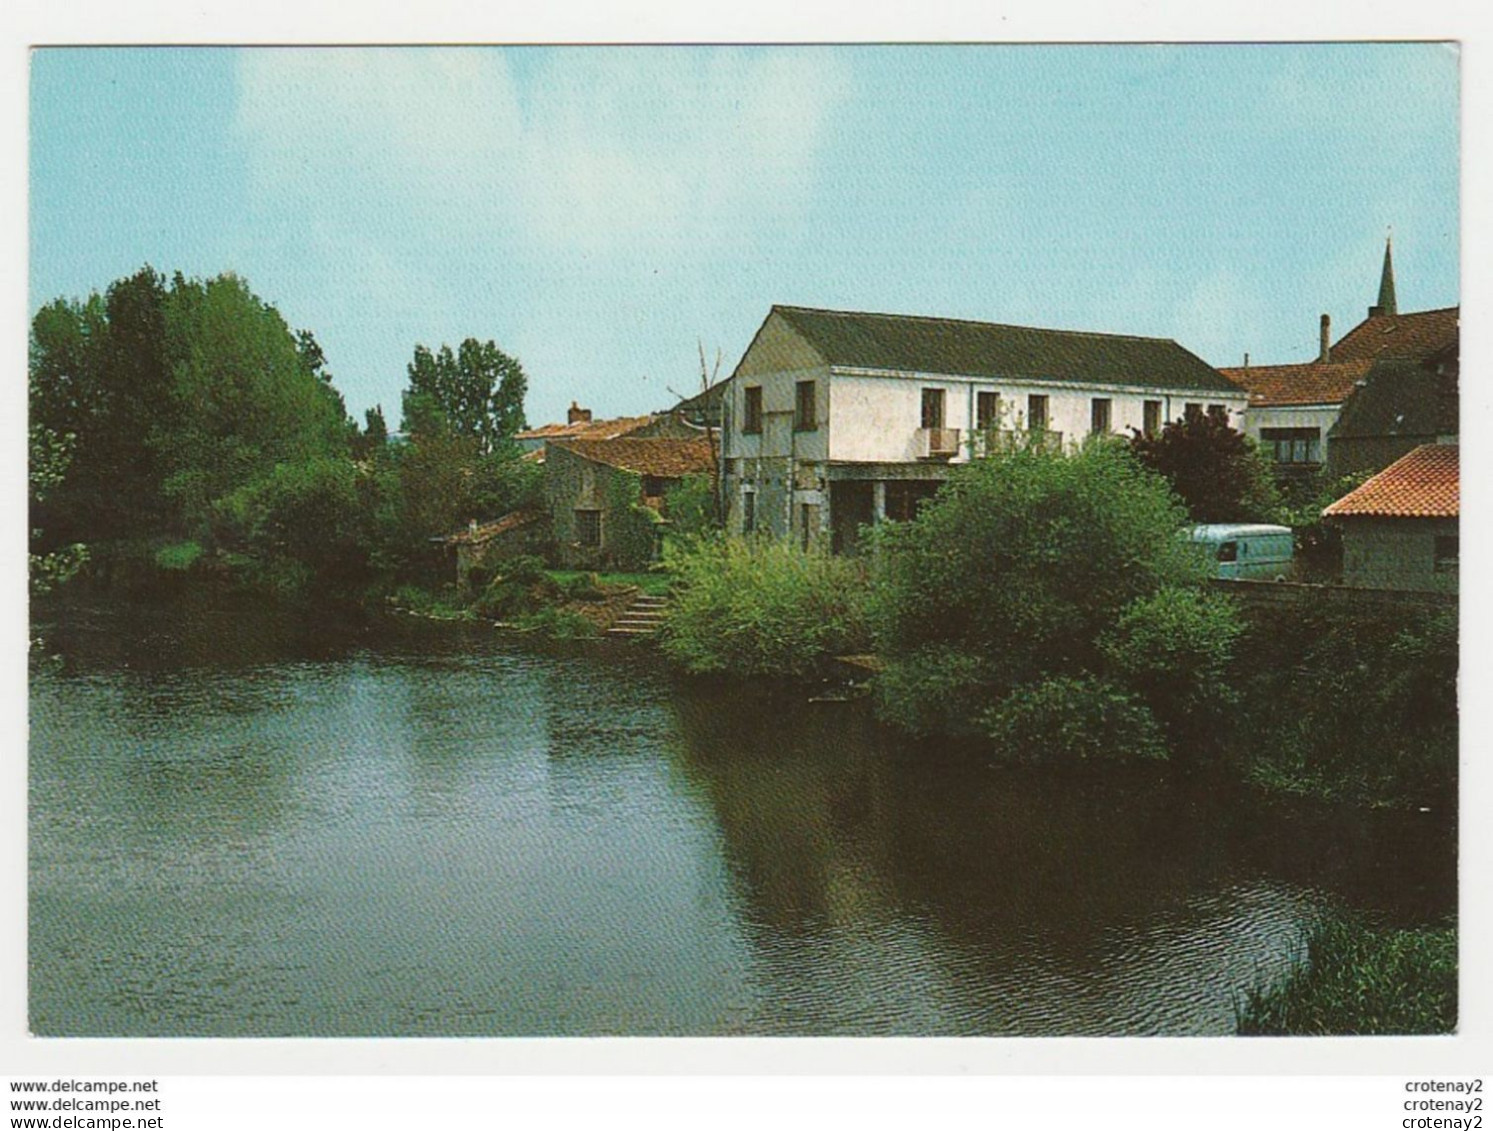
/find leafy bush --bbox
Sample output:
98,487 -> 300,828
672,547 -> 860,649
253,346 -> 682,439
517,606 -> 600,640
1233,605 -> 1457,807
1099,586 -> 1244,758
214,456 -> 371,599
871,440 -> 1202,734
660,537 -> 872,678
662,473 -> 720,541
153,540 -> 204,572
983,675 -> 1167,764
471,556 -> 561,620
1238,914 -> 1456,1035
871,647 -> 1003,737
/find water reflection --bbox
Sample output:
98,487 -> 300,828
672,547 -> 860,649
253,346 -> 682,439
665,684 -> 1451,1034
29,601 -> 1454,1036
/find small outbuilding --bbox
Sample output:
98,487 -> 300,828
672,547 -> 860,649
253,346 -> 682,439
545,437 -> 716,570
1322,443 -> 1458,592
435,508 -> 549,592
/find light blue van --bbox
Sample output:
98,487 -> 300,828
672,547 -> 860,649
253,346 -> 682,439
1189,523 -> 1295,581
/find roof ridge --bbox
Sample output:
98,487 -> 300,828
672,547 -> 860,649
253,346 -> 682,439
773,303 -> 1185,346
1219,358 -> 1371,372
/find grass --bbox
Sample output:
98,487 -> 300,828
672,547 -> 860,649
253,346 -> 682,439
1237,914 -> 1457,1035
545,569 -> 673,597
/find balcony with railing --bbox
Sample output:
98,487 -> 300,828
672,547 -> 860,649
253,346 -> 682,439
918,426 -> 961,459
970,428 -> 1065,457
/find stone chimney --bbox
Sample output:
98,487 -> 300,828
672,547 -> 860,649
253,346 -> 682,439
1318,314 -> 1331,363
567,401 -> 592,425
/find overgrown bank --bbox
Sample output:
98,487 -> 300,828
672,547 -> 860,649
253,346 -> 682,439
1238,914 -> 1457,1035
657,441 -> 1457,811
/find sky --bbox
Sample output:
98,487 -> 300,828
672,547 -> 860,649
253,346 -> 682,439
29,44 -> 1460,430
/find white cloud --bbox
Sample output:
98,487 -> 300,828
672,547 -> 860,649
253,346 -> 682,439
232,47 -> 851,254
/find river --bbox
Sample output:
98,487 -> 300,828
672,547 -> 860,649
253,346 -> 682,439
28,599 -> 1455,1036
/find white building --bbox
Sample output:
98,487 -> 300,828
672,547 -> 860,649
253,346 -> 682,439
721,305 -> 1248,552
1219,354 -> 1374,477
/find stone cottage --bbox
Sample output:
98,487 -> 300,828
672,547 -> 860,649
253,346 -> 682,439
546,437 -> 716,570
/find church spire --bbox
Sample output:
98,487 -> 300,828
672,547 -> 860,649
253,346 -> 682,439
1372,231 -> 1397,317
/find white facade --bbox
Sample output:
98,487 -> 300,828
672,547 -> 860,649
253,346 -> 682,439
722,307 -> 1249,550
1237,403 -> 1341,468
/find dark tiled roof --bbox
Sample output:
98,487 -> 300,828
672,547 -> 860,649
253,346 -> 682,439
1329,306 -> 1459,364
768,305 -> 1240,393
1327,360 -> 1458,441
1218,358 -> 1375,407
554,437 -> 715,478
1324,444 -> 1458,519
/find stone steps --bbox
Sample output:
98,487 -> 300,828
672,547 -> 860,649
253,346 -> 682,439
607,592 -> 670,638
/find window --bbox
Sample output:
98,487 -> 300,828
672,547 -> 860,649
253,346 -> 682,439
1207,404 -> 1227,421
921,388 -> 946,430
1027,394 -> 1049,432
1184,402 -> 1203,421
575,509 -> 602,548
1090,398 -> 1112,435
977,391 -> 1000,432
1259,427 -> 1322,465
885,481 -> 941,522
1143,400 -> 1162,437
794,380 -> 818,431
641,475 -> 672,498
741,490 -> 756,534
743,386 -> 763,434
1217,541 -> 1238,563
1435,535 -> 1458,573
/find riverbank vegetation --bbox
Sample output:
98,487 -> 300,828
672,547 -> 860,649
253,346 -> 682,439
869,440 -> 1211,741
1237,914 -> 1456,1035
659,537 -> 873,678
658,437 -> 1455,812
29,266 -> 540,611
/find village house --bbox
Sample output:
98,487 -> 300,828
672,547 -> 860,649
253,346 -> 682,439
546,437 -> 716,570
1225,238 -> 1459,479
1219,349 -> 1375,480
1322,443 -> 1458,593
720,304 -> 1247,552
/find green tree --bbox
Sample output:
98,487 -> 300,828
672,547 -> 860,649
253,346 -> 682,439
216,455 -> 372,601
1128,410 -> 1281,523
357,404 -> 390,458
871,439 -> 1203,735
399,337 -> 528,454
28,266 -> 175,542
159,272 -> 350,541
1098,586 -> 1243,758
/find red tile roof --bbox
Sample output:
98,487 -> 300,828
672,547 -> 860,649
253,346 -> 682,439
1219,358 -> 1374,407
1323,444 -> 1458,519
1329,306 -> 1459,365
515,413 -> 659,443
554,437 -> 716,478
